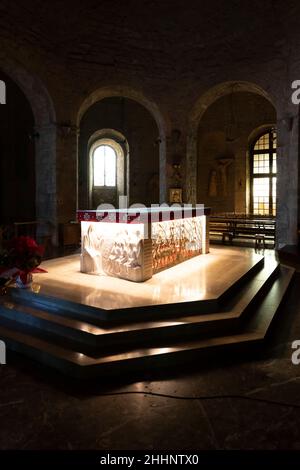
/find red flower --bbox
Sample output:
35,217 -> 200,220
6,236 -> 45,272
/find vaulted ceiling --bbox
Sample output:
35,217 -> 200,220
0,0 -> 299,78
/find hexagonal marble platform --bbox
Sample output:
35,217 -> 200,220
0,247 -> 295,378
10,247 -> 264,317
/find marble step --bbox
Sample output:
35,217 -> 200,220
0,261 -> 280,350
0,266 -> 294,378
8,255 -> 265,323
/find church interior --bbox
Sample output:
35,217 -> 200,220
1,0 -> 300,455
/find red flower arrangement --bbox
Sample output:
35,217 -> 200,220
0,236 -> 47,285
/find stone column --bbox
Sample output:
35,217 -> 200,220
35,123 -> 79,247
159,135 -> 168,203
34,123 -> 57,245
276,108 -> 299,248
56,124 -> 79,224
186,130 -> 197,205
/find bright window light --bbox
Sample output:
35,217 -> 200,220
93,145 -> 116,187
251,130 -> 277,216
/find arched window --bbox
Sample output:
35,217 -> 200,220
250,130 -> 277,216
93,144 -> 117,187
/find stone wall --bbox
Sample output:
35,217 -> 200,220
0,0 -> 300,246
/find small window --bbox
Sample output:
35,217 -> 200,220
93,145 -> 116,187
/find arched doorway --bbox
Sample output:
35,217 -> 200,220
0,70 -> 35,222
0,59 -> 56,243
78,96 -> 161,209
195,89 -> 276,215
77,86 -> 169,206
187,81 -> 275,206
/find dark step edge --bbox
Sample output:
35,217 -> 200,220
8,285 -> 219,322
0,262 -> 280,351
0,267 -> 293,379
244,265 -> 295,337
0,319 -> 263,380
8,255 -> 265,325
0,324 -> 81,377
233,261 -> 280,324
217,255 -> 264,305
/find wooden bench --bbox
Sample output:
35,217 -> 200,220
210,215 -> 276,247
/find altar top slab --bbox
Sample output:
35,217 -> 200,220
77,206 -> 210,223
23,247 -> 266,313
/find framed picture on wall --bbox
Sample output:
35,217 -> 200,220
169,188 -> 182,204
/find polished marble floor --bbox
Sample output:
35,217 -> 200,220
30,247 -> 266,310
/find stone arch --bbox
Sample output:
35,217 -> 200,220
0,60 -> 55,126
77,85 -> 170,203
187,81 -> 276,205
247,124 -> 276,147
0,58 -> 57,242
